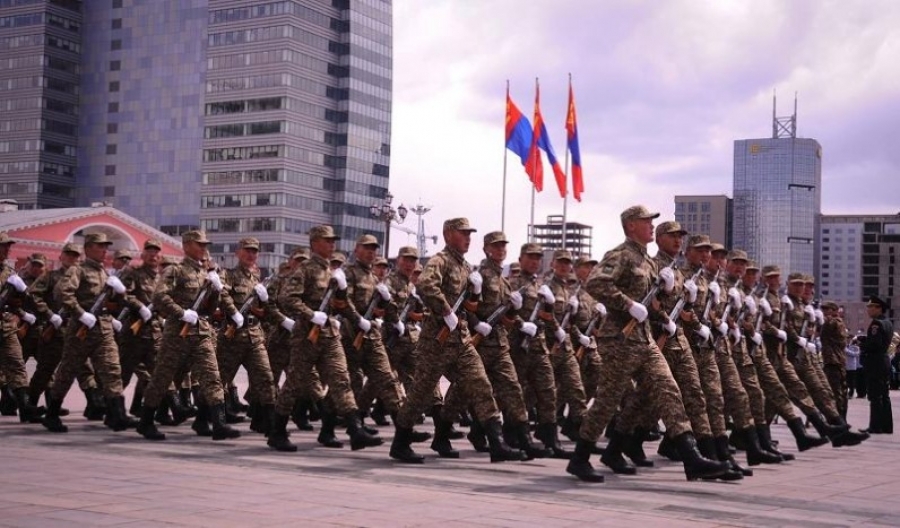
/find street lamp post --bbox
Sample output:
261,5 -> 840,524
370,192 -> 407,259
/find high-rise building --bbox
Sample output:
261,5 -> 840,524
732,98 -> 821,276
673,194 -> 732,248
1,0 -> 393,273
0,0 -> 82,210
530,215 -> 593,258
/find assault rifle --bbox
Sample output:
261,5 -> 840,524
622,251 -> 683,338
656,266 -> 703,349
224,275 -> 274,339
471,284 -> 528,348
76,287 -> 111,340
179,284 -> 211,338
307,282 -> 336,345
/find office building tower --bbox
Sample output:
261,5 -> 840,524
674,194 -> 732,248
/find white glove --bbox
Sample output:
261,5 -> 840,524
509,291 -> 523,310
814,309 -> 824,326
728,287 -> 742,309
628,301 -> 648,323
776,329 -> 787,342
554,327 -> 567,343
393,321 -> 405,336
331,268 -> 347,290
112,318 -> 122,333
311,311 -> 327,326
373,318 -> 383,329
578,334 -> 591,347
751,332 -> 763,345
744,296 -> 757,315
781,295 -> 794,310
443,311 -> 458,332
79,312 -> 97,329
759,296 -> 772,316
105,275 -> 126,294
474,321 -> 492,336
253,283 -> 269,302
180,309 -> 199,325
139,305 -> 152,322
796,337 -> 808,348
804,305 -> 815,321
468,271 -> 483,295
567,295 -> 579,313
521,322 -> 537,337
375,283 -> 391,301
537,284 -> 555,304
683,279 -> 698,303
806,342 -> 817,354
49,313 -> 63,329
21,311 -> 36,325
5,274 -> 26,292
207,271 -> 223,292
595,303 -> 607,317
716,321 -> 728,336
663,319 -> 676,337
659,267 -> 675,293
708,281 -> 721,304
695,324 -> 711,342
231,312 -> 244,329
730,327 -> 742,343
281,317 -> 295,332
358,318 -> 371,333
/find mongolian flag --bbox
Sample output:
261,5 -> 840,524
566,81 -> 584,201
529,82 -> 567,198
505,91 -> 534,172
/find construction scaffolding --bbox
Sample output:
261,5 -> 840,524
530,215 -> 593,257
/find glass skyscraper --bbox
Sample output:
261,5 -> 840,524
732,138 -> 822,277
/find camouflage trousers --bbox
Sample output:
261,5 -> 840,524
119,333 -> 158,388
581,334 -> 691,443
509,342 -> 558,425
577,346 -> 602,404
692,343 -> 728,437
824,364 -> 848,418
766,342 -> 819,417
265,326 -> 292,387
444,342 -> 527,424
27,331 -> 64,400
550,342 -> 587,420
788,350 -> 840,421
715,341 -> 754,430
276,324 -> 356,417
385,337 -> 442,407
0,315 -> 28,390
49,317 -> 123,402
216,324 -> 276,405
342,328 -> 403,414
748,342 -> 799,422
143,322 -> 224,408
395,333 -> 499,429
731,340 -> 767,428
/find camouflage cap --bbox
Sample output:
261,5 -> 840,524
821,300 -> 839,311
234,237 -> 258,250
113,249 -> 132,260
143,239 -> 163,250
575,255 -> 598,267
443,217 -> 477,233
29,253 -> 47,266
161,255 -> 179,267
867,295 -> 888,310
620,205 -> 660,223
761,265 -> 781,277
508,262 -> 521,272
61,242 -> 82,255
356,234 -> 380,247
181,230 -> 210,244
0,232 -> 15,245
520,243 -> 543,256
710,243 -> 727,254
803,274 -> 815,285
655,220 -> 687,237
553,250 -> 574,262
787,272 -> 805,284
397,246 -> 419,259
483,231 -> 508,245
290,247 -> 310,261
84,232 -> 114,246
374,257 -> 389,267
727,249 -> 749,262
330,251 -> 347,264
309,225 -> 339,241
746,260 -> 760,271
687,234 -> 713,248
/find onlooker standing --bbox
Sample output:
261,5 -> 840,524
845,338 -> 860,399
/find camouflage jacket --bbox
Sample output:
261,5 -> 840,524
820,316 -> 848,366
153,256 -> 231,335
588,238 -> 659,341
341,260 -> 389,340
223,265 -> 283,327
117,263 -> 162,337
55,258 -> 122,318
278,253 -> 350,339
27,266 -> 69,320
383,269 -> 422,344
509,271 -> 554,352
416,246 -> 472,343
470,258 -> 518,347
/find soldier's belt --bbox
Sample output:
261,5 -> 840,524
246,315 -> 260,326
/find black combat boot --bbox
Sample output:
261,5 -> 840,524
83,387 -> 106,420
565,439 -> 605,483
787,417 -> 828,451
535,422 -> 573,459
250,402 -> 272,435
515,422 -> 551,459
728,427 -> 748,451
675,432 -> 730,481
224,387 -> 245,424
466,415 -> 490,453
431,414 -> 460,458
346,412 -> 384,451
14,387 -> 43,423
129,386 -> 144,417
104,395 -> 137,431
807,412 -> 848,438
155,396 -> 176,426
357,410 -> 379,435
600,430 -> 638,475
741,427 -> 782,466
622,427 -> 654,468
560,415 -> 581,442
484,417 -> 527,462
316,403 -> 343,448
181,387 -> 197,417
291,399 -> 314,431
209,403 -> 241,440
45,390 -> 69,416
0,385 -> 17,415
166,391 -> 190,426
267,411 -> 298,452
390,426 -> 425,463
714,435 -> 752,477
191,402 -> 212,437
645,423 -> 663,442
697,436 -> 742,481
370,399 -> 391,426
657,434 -> 683,461
757,424 -> 795,461
41,396 -> 68,433
137,406 -> 166,440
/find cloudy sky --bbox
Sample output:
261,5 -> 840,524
385,0 -> 900,259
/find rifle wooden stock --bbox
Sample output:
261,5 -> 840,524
307,323 -> 322,344
41,324 -> 55,342
76,324 -> 88,340
352,328 -> 365,350
656,333 -> 668,350
622,318 -> 638,337
436,324 -> 452,344
470,333 -> 484,348
574,346 -> 585,362
129,318 -> 144,335
223,324 -> 236,339
179,321 -> 191,338
16,323 -> 28,340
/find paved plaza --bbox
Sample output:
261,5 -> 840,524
0,379 -> 897,528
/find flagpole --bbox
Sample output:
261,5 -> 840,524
502,80 -> 509,233
529,77 -> 538,243
562,78 -> 571,251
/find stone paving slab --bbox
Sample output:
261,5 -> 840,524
0,382 -> 896,527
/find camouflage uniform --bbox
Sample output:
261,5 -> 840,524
0,264 -> 29,394
819,303 -> 848,418
571,283 -> 602,403
545,268 -> 587,423
722,269 -> 767,429
117,257 -> 162,390
709,271 -> 755,431
784,291 -> 841,421
265,268 -> 294,386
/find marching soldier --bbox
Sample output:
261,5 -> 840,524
819,300 -> 849,419
16,254 -> 45,373
571,256 -> 602,404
